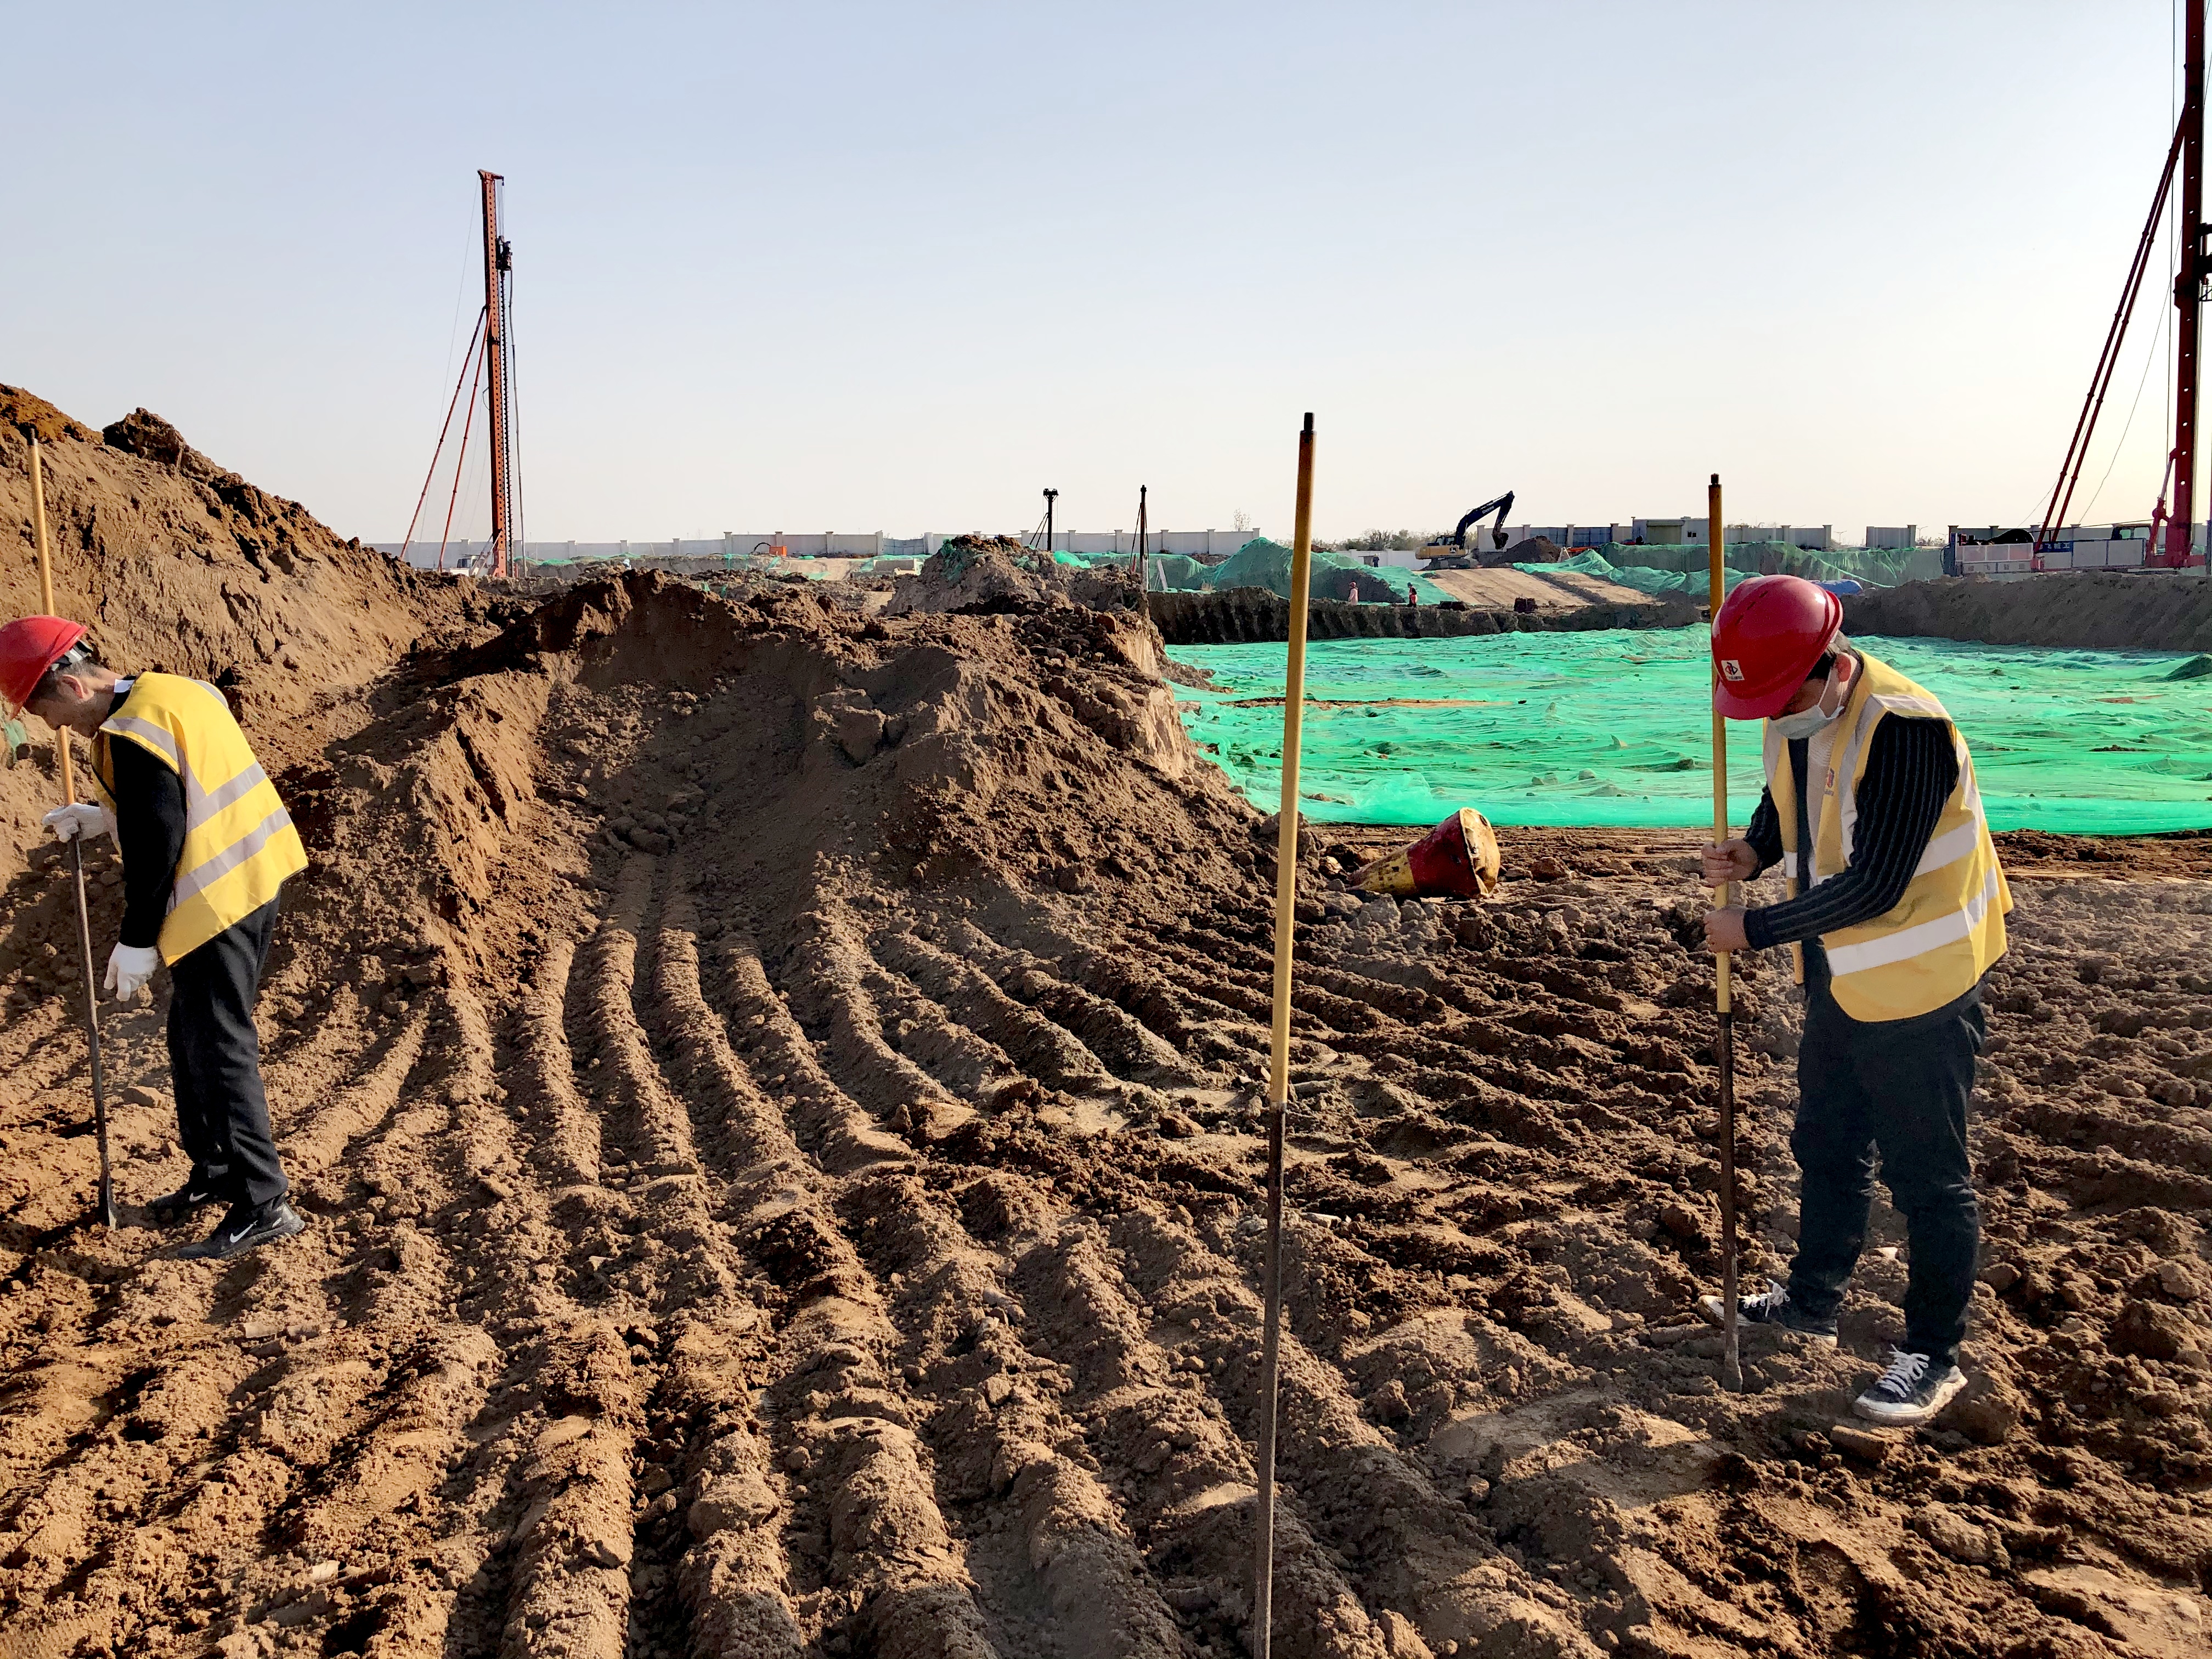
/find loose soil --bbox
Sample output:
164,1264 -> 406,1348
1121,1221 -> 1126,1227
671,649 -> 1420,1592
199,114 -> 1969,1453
0,558 -> 2204,1659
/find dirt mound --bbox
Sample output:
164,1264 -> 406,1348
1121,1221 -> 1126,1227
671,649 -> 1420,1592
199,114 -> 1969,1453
99,407 -> 218,478
888,534 -> 1141,617
1846,570 -> 2212,651
0,571 -> 2208,1657
0,384 -> 97,445
0,390 -> 487,888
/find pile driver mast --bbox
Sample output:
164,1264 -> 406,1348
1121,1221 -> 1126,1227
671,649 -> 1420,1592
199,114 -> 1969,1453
2170,1 -> 2206,567
480,170 -> 515,579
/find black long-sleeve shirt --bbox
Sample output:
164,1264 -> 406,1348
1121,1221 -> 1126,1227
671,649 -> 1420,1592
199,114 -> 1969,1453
105,686 -> 187,950
1740,713 -> 1958,961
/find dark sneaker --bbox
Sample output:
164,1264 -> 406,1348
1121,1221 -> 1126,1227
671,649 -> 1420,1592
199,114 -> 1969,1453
1853,1349 -> 1968,1426
1699,1280 -> 1838,1347
179,1199 -> 305,1262
148,1172 -> 228,1226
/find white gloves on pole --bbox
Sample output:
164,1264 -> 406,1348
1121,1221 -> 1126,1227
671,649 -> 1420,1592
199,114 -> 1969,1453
104,944 -> 160,1000
43,802 -> 116,843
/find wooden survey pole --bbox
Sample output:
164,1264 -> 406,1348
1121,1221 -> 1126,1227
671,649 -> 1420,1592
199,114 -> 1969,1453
1255,413 -> 1316,1659
1708,473 -> 1741,1393
27,436 -> 117,1229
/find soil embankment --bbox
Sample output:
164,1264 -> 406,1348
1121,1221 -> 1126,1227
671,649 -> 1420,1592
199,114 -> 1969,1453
1149,586 -> 1692,645
0,554 -> 2207,1656
1846,570 -> 2212,651
1,388 -> 488,887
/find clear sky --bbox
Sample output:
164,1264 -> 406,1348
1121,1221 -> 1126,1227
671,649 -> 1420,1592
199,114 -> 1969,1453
5,3 -> 2193,544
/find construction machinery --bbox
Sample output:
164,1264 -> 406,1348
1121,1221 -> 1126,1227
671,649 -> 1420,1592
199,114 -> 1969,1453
1430,492 -> 1516,552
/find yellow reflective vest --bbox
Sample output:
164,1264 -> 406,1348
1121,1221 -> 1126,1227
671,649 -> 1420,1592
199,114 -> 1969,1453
91,673 -> 308,964
1765,650 -> 2011,1022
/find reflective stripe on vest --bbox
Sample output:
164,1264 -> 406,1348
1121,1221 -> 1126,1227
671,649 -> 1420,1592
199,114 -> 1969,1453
93,674 -> 307,963
1822,865 -> 2002,977
1763,651 -> 2011,1022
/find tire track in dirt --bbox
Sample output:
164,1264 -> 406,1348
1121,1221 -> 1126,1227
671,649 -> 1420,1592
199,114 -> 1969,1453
663,880 -> 1014,1658
843,1167 -> 1188,1659
712,930 -> 911,1175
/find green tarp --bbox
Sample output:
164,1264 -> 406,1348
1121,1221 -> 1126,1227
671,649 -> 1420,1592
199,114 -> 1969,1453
1514,542 -> 1941,597
1171,630 -> 2212,834
1150,538 -> 1455,605
1515,550 -> 1756,599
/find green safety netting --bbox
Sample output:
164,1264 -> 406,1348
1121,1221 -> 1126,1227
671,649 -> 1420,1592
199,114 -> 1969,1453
1586,541 -> 1938,584
1149,552 -> 1213,590
1513,542 -> 1942,597
1170,630 -> 2212,834
1149,537 -> 1454,604
1515,550 -> 1756,599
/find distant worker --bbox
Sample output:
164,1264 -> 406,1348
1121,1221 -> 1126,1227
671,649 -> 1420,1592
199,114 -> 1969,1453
1,617 -> 308,1260
1697,575 -> 2010,1427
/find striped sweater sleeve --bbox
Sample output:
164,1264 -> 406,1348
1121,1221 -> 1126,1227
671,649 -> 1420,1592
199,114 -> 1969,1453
1742,715 -> 1960,952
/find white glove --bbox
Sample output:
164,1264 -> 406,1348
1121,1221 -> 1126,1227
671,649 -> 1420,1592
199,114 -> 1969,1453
104,944 -> 161,1000
43,802 -> 116,843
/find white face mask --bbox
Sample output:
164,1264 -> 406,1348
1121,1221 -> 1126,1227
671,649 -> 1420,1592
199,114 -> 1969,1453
1770,664 -> 1847,741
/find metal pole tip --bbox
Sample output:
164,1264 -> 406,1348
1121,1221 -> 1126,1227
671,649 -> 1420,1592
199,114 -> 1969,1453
1302,413 -> 1314,434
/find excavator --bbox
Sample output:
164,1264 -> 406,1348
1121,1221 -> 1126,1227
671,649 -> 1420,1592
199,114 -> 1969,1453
1430,492 -> 1515,551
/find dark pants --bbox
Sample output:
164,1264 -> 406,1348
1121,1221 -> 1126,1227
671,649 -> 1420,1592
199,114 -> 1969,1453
1787,974 -> 1984,1368
167,897 -> 288,1209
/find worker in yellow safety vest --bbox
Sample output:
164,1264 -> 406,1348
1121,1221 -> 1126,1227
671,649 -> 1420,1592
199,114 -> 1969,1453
2,616 -> 308,1260
1699,575 -> 2010,1428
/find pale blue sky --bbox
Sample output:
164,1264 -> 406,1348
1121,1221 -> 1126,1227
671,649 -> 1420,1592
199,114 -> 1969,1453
4,3 -> 2190,543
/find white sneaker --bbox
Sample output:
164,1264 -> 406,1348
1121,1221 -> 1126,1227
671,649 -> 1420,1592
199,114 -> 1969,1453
1852,1348 -> 1967,1426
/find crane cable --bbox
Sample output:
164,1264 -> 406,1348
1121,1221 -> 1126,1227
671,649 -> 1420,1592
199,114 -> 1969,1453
437,325 -> 491,572
503,255 -> 527,576
399,306 -> 488,567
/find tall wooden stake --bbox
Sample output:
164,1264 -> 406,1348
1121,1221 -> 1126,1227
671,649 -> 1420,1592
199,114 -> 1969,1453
1255,412 -> 1316,1659
1709,473 -> 1741,1392
27,437 -> 117,1229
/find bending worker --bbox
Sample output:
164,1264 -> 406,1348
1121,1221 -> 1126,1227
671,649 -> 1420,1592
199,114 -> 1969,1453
1,616 -> 307,1260
1699,575 -> 2010,1428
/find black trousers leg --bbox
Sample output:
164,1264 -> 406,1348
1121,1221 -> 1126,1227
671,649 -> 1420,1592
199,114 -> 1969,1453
166,898 -> 287,1208
1854,994 -> 1985,1368
1786,990 -> 1879,1322
166,1013 -> 227,1186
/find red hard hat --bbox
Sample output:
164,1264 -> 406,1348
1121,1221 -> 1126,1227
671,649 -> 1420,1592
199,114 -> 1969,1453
0,616 -> 89,715
1709,575 -> 1842,720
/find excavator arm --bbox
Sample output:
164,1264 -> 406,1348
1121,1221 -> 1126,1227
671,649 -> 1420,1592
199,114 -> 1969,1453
1443,491 -> 1515,550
